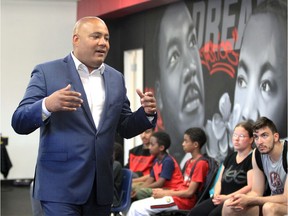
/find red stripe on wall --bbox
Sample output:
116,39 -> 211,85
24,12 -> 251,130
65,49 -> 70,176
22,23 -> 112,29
77,0 -> 180,19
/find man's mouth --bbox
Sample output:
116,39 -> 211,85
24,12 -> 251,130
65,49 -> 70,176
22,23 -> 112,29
96,49 -> 106,55
182,84 -> 202,114
258,145 -> 266,152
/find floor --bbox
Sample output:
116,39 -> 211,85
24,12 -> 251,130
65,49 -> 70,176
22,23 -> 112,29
1,180 -> 33,216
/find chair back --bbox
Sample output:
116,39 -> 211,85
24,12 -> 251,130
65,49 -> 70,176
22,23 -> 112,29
111,168 -> 132,213
194,155 -> 219,206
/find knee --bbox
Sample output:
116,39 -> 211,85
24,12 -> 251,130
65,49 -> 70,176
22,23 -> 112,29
127,202 -> 136,215
222,199 -> 231,216
262,202 -> 275,216
127,201 -> 141,216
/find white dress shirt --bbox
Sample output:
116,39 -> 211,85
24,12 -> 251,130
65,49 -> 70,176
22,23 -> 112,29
42,53 -> 154,125
42,53 -> 105,128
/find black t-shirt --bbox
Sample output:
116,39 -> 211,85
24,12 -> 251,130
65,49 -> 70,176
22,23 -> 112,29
221,151 -> 253,195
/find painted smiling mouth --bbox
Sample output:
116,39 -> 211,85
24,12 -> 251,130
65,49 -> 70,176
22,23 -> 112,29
182,84 -> 202,114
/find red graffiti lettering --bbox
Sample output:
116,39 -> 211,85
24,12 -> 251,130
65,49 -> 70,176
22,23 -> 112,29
200,28 -> 239,78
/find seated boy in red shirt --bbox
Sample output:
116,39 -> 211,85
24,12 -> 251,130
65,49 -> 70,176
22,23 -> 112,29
131,131 -> 183,200
125,128 -> 155,178
127,128 -> 209,215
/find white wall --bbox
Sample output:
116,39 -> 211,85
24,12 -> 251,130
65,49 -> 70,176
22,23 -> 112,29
1,0 -> 78,179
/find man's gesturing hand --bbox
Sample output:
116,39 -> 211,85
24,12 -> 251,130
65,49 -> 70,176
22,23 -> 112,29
45,84 -> 83,112
136,89 -> 157,115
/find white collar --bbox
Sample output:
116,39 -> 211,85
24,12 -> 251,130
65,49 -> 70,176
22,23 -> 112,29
71,51 -> 105,75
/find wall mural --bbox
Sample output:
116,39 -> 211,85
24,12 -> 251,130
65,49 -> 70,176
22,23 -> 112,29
143,0 -> 287,166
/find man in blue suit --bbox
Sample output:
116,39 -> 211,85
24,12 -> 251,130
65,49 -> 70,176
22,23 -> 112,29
12,16 -> 157,216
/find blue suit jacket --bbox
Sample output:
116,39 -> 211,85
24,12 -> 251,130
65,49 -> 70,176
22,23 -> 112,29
11,54 -> 156,205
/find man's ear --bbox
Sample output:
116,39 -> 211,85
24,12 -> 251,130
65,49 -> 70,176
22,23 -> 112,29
72,34 -> 79,47
273,132 -> 280,142
155,80 -> 163,111
159,144 -> 165,152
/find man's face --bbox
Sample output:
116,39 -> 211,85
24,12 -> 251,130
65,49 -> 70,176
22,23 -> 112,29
157,3 -> 205,136
234,13 -> 287,136
182,134 -> 196,154
140,129 -> 153,147
149,136 -> 161,156
253,126 -> 278,154
73,18 -> 110,71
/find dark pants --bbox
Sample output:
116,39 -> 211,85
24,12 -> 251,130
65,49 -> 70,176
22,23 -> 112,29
187,198 -> 223,216
41,178 -> 111,216
41,201 -> 111,216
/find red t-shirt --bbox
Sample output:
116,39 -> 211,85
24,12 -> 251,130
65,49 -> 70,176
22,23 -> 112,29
128,144 -> 155,176
173,158 -> 209,210
151,154 -> 183,189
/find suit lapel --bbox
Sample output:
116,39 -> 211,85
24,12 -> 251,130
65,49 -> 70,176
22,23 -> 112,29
96,66 -> 110,132
64,55 -> 97,131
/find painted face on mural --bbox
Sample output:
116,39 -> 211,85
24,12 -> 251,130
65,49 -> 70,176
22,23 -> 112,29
234,12 -> 287,137
156,2 -> 205,154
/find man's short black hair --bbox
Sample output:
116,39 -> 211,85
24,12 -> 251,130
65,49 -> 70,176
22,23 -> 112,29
253,116 -> 278,134
152,131 -> 171,151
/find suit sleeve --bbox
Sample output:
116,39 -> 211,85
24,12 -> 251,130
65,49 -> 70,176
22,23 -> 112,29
115,75 -> 157,138
11,67 -> 47,134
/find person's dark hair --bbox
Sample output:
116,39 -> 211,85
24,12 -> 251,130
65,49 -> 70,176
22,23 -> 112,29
253,116 -> 278,134
152,131 -> 171,151
184,127 -> 207,149
153,1 -> 191,81
252,0 -> 287,48
114,142 -> 123,164
235,120 -> 254,138
152,5 -> 168,81
253,0 -> 287,20
241,0 -> 287,51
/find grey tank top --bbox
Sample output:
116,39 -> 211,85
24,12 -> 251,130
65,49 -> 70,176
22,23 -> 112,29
261,141 -> 287,195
